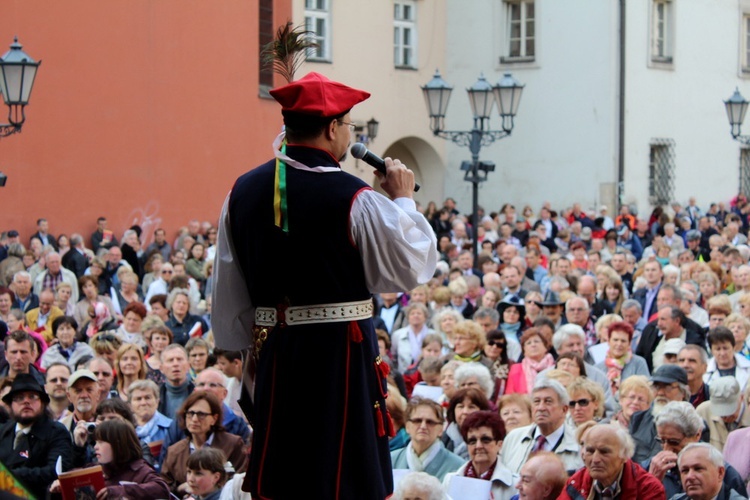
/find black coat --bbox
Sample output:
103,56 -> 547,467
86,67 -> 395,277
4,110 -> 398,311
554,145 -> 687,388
62,248 -> 89,278
635,317 -> 707,372
0,413 -> 73,499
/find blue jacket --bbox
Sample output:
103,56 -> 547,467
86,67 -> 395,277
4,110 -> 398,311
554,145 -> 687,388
136,411 -> 173,470
390,442 -> 464,482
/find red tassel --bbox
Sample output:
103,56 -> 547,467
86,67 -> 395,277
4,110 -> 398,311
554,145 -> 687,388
385,409 -> 395,437
376,356 -> 390,378
374,402 -> 385,437
348,321 -> 363,343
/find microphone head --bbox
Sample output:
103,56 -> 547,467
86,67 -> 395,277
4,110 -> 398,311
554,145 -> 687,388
350,142 -> 368,160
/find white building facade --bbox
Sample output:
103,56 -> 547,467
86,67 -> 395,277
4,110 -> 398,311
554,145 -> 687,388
442,0 -> 750,217
289,0 -> 750,218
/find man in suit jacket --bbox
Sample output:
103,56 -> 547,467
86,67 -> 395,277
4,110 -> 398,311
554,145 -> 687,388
0,374 -> 72,499
61,234 -> 89,278
29,218 -> 57,251
378,292 -> 406,335
632,260 -> 663,323
636,303 -> 706,373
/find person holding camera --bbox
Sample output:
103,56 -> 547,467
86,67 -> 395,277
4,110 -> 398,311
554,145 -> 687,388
59,369 -> 101,437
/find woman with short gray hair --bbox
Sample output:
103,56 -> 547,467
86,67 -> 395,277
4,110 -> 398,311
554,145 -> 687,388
454,362 -> 494,400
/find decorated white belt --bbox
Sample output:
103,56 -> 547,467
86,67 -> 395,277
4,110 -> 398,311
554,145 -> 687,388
255,299 -> 374,327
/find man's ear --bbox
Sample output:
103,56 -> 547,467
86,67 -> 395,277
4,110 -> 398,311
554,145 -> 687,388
325,119 -> 338,141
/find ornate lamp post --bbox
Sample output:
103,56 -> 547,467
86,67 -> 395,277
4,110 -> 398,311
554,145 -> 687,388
0,37 -> 41,138
422,70 -> 524,261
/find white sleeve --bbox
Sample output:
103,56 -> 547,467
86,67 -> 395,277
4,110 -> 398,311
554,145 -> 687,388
350,190 -> 438,293
211,193 -> 256,351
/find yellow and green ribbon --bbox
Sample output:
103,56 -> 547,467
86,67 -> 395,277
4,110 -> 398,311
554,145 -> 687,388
273,141 -> 289,233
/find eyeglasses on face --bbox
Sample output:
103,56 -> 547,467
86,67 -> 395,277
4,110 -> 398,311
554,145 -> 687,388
655,436 -> 684,447
195,382 -> 224,389
337,120 -> 356,132
185,410 -> 212,420
408,417 -> 441,427
162,270 -> 173,275
487,340 -> 505,348
569,398 -> 591,408
48,377 -> 69,383
466,435 -> 495,446
12,393 -> 41,403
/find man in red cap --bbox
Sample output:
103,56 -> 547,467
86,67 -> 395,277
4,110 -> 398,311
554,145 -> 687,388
213,72 -> 437,499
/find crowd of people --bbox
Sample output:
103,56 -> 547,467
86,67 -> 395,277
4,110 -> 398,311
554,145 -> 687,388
1,192 -> 750,499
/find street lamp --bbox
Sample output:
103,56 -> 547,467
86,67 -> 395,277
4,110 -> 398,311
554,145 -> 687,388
0,37 -> 41,138
357,117 -> 379,145
725,88 -> 750,144
422,69 -> 524,261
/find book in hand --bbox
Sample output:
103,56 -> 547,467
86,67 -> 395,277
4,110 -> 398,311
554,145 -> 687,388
57,465 -> 106,500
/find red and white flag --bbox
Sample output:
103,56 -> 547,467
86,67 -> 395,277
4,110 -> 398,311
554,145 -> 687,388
189,322 -> 203,339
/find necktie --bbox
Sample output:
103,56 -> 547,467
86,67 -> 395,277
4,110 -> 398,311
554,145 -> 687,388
600,484 -> 616,500
14,431 -> 29,451
533,434 -> 546,452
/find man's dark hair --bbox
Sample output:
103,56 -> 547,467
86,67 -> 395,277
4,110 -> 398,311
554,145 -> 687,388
45,362 -> 72,381
213,348 -> 242,363
708,326 -> 736,348
282,110 -> 347,142
36,218 -> 46,226
97,217 -> 107,224
4,330 -> 33,351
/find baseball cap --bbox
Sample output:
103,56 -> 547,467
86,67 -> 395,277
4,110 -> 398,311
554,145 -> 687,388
709,377 -> 741,417
663,338 -> 686,356
650,364 -> 688,385
68,369 -> 98,388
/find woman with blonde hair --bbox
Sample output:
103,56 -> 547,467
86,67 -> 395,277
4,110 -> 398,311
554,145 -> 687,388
444,320 -> 491,368
55,281 -> 75,316
115,343 -> 148,401
497,393 -> 532,433
566,377 -> 606,427
602,276 -> 626,315
434,305 -> 463,351
523,290 -> 543,326
707,295 -> 733,329
696,271 -> 721,308
725,313 -> 750,360
612,375 -> 653,428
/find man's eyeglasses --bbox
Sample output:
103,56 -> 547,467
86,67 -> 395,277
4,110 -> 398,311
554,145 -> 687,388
162,270 -> 173,275
408,418 -> 441,427
337,120 -> 356,132
48,377 -> 69,384
655,436 -> 684,447
196,382 -> 224,389
569,398 -> 591,408
466,436 -> 495,446
185,410 -> 212,420
12,393 -> 41,403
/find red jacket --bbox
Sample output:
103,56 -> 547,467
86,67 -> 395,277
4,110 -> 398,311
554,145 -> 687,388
559,459 -> 664,500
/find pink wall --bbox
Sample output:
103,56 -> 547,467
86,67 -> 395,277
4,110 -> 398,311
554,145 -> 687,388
0,0 -> 291,247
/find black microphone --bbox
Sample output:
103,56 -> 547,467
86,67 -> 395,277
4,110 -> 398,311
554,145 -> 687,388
350,142 -> 421,192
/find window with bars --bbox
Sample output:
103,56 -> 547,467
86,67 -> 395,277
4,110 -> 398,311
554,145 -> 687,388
742,14 -> 750,73
648,139 -> 676,206
651,0 -> 673,63
502,0 -> 535,63
258,0 -> 274,91
305,0 -> 331,61
740,148 -> 750,196
394,1 -> 417,68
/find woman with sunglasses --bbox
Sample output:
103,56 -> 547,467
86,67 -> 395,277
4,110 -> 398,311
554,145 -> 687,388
162,392 -> 247,496
484,330 -> 512,402
442,410 -> 517,499
390,397 -> 464,482
566,377 -> 606,428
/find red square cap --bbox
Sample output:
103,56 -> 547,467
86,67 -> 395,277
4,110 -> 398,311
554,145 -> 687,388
269,72 -> 370,117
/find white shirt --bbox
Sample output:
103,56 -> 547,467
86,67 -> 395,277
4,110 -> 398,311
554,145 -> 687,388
212,142 -> 438,353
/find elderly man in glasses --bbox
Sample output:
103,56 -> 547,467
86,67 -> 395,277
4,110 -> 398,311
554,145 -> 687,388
642,401 -> 747,499
0,373 -> 72,499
